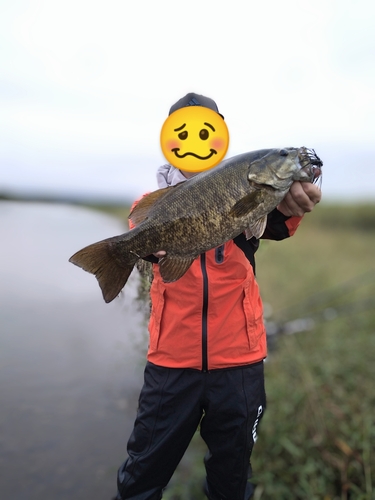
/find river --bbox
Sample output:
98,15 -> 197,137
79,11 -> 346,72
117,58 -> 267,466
0,201 -> 147,500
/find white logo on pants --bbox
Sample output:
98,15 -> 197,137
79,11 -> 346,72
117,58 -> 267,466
252,405 -> 263,443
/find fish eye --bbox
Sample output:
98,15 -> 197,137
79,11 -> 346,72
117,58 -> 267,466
178,131 -> 188,140
199,129 -> 209,140
279,149 -> 289,156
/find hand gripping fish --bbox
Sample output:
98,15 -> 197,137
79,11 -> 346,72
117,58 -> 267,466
69,147 -> 322,303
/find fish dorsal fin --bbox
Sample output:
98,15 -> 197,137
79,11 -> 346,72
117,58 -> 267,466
229,191 -> 262,218
245,215 -> 268,240
159,255 -> 196,283
129,187 -> 173,226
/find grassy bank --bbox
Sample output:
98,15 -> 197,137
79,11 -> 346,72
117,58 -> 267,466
250,203 -> 375,499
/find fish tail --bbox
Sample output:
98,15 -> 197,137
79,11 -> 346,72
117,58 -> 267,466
69,237 -> 137,303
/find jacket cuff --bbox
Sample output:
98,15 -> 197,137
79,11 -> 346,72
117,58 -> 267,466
285,215 -> 303,236
262,209 -> 303,240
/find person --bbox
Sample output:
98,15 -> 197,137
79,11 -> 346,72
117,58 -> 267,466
113,93 -> 322,500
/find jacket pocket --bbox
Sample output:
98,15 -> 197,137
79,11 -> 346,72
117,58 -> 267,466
148,285 -> 165,351
242,280 -> 264,349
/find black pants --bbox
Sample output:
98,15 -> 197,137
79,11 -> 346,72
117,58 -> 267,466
117,361 -> 266,500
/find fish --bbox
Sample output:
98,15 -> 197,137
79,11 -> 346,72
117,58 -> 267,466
69,147 -> 322,303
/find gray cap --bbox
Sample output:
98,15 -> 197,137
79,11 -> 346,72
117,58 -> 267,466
168,92 -> 224,119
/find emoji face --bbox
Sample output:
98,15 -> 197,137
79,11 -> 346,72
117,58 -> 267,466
160,106 -> 229,172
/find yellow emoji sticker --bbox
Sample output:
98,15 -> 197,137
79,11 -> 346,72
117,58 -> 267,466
160,106 -> 229,172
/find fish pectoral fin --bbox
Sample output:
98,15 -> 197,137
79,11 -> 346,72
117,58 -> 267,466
129,187 -> 173,226
229,191 -> 262,218
245,215 -> 268,240
158,255 -> 196,283
69,237 -> 135,303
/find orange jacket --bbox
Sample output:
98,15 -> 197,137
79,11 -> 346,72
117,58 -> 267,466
130,197 -> 302,371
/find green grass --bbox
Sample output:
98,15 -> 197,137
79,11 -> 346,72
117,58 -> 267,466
250,202 -> 375,499
256,203 -> 375,318
251,315 -> 375,499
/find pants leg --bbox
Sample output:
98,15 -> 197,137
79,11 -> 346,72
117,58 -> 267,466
200,362 -> 266,500
117,363 -> 204,500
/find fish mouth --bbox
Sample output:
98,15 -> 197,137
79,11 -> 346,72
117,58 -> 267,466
171,148 -> 217,160
298,147 -> 323,183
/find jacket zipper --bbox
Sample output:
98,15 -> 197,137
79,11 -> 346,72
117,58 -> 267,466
200,253 -> 209,372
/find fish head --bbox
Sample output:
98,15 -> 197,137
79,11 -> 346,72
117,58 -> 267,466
247,147 -> 322,191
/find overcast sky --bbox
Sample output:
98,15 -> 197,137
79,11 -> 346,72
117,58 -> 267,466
1,0 -> 374,202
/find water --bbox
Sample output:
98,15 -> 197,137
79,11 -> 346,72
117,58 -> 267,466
0,201 -> 147,500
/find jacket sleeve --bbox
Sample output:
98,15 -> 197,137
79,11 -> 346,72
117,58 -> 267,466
261,208 -> 303,241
